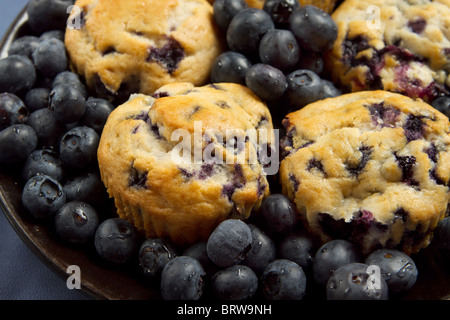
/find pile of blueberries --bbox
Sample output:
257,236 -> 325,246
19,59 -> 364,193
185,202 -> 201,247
96,193 -> 450,301
1,0 -> 450,301
0,0 -> 124,274
210,0 -> 343,118
155,195 -> 417,300
211,0 -> 450,120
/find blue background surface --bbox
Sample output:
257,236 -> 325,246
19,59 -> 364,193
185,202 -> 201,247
0,0 -> 91,300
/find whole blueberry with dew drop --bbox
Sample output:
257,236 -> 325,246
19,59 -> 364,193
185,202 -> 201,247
226,8 -> 275,56
245,63 -> 287,101
326,263 -> 389,300
0,124 -> 37,163
210,51 -> 252,85
54,201 -> 100,244
160,256 -> 206,300
211,265 -> 258,300
261,259 -> 307,300
365,248 -> 418,294
94,218 -> 141,264
289,5 -> 338,53
22,174 -> 66,219
138,238 -> 178,280
313,239 -> 362,287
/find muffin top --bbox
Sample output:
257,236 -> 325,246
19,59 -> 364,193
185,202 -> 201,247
280,90 -> 450,252
65,0 -> 224,101
326,0 -> 450,102
97,82 -> 275,245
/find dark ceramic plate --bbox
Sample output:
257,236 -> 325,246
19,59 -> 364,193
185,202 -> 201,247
1,6 -> 450,301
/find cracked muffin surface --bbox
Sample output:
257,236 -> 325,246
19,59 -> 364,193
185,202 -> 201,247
326,0 -> 450,103
280,90 -> 450,254
97,82 -> 274,246
65,0 -> 224,102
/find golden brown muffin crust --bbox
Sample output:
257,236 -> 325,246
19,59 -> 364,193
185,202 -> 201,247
65,0 -> 225,101
326,0 -> 450,102
280,90 -> 450,254
98,82 -> 275,246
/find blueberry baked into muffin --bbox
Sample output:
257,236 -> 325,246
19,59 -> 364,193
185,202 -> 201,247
65,0 -> 224,102
326,0 -> 450,103
97,82 -> 274,246
280,90 -> 450,254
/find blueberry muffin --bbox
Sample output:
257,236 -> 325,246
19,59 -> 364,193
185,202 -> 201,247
326,0 -> 450,103
97,82 -> 275,246
280,90 -> 450,254
65,0 -> 224,102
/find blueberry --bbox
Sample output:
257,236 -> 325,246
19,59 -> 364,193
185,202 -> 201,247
128,165 -> 149,189
206,219 -> 252,268
21,149 -> 64,182
313,239 -> 362,287
289,5 -> 337,52
258,193 -> 297,237
22,174 -> 66,219
138,238 -> 177,279
52,71 -> 88,98
403,114 -> 425,142
365,248 -> 418,294
211,265 -> 258,300
24,88 -> 50,112
94,218 -> 141,264
0,55 -> 36,94
298,50 -> 324,75
53,71 -> 82,87
259,29 -> 300,72
432,217 -> 450,260
50,84 -> 87,124
27,108 -> 65,149
286,69 -> 324,108
8,35 -> 40,59
277,231 -> 316,273
63,172 -> 107,208
213,0 -> 248,31
0,124 -> 38,163
263,0 -> 300,27
32,38 -> 68,78
183,242 -> 219,277
147,37 -> 185,74
0,93 -> 29,131
27,0 -> 74,34
431,95 -> 450,118
261,259 -> 307,300
245,64 -> 287,101
242,224 -> 276,275
39,30 -> 65,42
54,201 -> 99,244
59,126 -> 99,169
210,51 -> 252,85
226,8 -> 275,56
79,97 -> 114,133
321,79 -> 342,99
160,256 -> 206,300
326,263 -> 389,300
